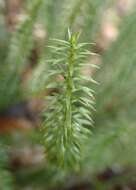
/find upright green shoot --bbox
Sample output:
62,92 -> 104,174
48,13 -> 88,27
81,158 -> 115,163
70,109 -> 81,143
42,30 -> 96,169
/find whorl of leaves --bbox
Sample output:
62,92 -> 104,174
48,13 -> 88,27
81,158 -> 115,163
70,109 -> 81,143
42,30 -> 96,169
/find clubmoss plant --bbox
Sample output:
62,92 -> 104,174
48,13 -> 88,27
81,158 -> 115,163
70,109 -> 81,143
41,30 -> 96,169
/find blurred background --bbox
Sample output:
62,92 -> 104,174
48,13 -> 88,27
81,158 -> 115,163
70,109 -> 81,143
0,0 -> 136,189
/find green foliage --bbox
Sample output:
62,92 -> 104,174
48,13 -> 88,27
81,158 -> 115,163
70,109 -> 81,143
50,0 -> 111,40
41,30 -> 95,169
0,169 -> 14,190
81,0 -> 111,42
95,8 -> 136,123
0,148 -> 14,190
0,0 -> 43,110
28,0 -> 111,95
84,119 -> 136,171
0,0 -> 136,189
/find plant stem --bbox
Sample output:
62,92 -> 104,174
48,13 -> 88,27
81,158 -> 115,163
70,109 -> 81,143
64,37 -> 75,142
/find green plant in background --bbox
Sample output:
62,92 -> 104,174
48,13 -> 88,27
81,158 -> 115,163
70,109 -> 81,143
0,0 -> 43,110
41,30 -> 96,169
0,169 -> 14,190
95,8 -> 136,124
0,148 -> 14,190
